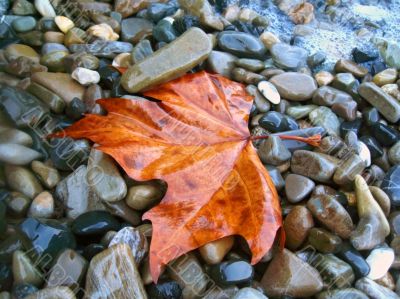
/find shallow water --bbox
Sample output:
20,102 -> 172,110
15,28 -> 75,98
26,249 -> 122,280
230,0 -> 400,66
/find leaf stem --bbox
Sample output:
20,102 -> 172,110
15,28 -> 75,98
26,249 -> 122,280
251,134 -> 322,147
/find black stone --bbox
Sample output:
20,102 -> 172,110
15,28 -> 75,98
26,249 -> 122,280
72,211 -> 120,236
0,262 -> 12,292
12,284 -> 38,299
337,243 -> 370,278
362,107 -> 380,126
49,137 -> 90,171
66,97 -> 86,120
98,65 -> 121,89
82,243 -> 105,261
340,118 -> 362,137
381,166 -> 400,206
18,218 -> 76,269
352,48 -> 378,63
231,21 -> 263,37
208,260 -> 254,287
307,51 -> 326,68
259,111 -> 299,133
371,61 -> 387,76
153,19 -> 177,43
359,136 -> 384,159
370,123 -> 400,147
146,280 -> 182,299
173,15 -> 200,35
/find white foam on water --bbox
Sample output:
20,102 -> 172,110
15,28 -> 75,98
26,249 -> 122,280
228,0 -> 400,66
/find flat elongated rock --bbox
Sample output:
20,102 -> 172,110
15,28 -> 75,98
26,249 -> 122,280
85,244 -> 147,299
121,28 -> 212,93
270,72 -> 317,101
359,82 -> 400,123
0,144 -> 41,165
31,72 -> 85,104
69,41 -> 133,58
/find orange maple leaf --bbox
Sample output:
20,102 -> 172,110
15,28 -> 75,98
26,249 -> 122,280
53,71 -> 286,282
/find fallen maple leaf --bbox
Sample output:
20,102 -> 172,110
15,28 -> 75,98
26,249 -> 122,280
51,71 -> 316,282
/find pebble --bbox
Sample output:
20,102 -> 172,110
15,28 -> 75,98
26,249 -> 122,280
28,191 -> 54,218
373,68 -> 398,86
334,59 -> 368,78
5,165 -> 43,199
232,288 -> 268,299
333,153 -> 365,185
246,85 -> 270,113
55,165 -> 105,219
261,248 -> 323,297
147,281 -> 182,299
199,236 -> 234,265
31,72 -> 85,104
337,243 -> 370,278
4,44 -> 40,63
122,28 -> 212,93
87,23 -> 119,41
12,0 -> 36,15
269,72 -> 317,101
309,106 -> 340,136
125,184 -> 164,211
270,43 -> 308,70
257,81 -> 280,104
87,149 -> 127,202
310,253 -> 355,288
46,249 -> 87,291
291,150 -> 338,183
71,211 -> 120,236
11,17 -> 36,33
0,129 -> 28,146
359,82 -> 400,123
108,227 -> 148,264
34,0 -> 55,17
259,31 -> 280,50
369,186 -> 391,217
69,41 -> 133,58
286,104 -> 317,120
351,175 -> 390,250
71,67 -> 100,86
0,144 -> 41,165
370,122 -> 400,147
308,227 -> 342,253
315,70 -> 334,86
208,260 -> 254,287
19,218 -> 76,266
259,111 -> 299,133
283,205 -> 314,250
85,244 -> 147,299
307,194 -> 354,239
381,165 -> 400,206
236,58 -> 265,72
355,277 -> 400,299
366,246 -> 394,280
217,31 -> 266,59
258,135 -> 291,165
285,174 -> 315,203
12,250 -> 43,287
26,82 -> 65,114
54,16 -> 74,34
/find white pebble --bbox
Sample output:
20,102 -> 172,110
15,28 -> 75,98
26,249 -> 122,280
34,0 -> 56,17
257,81 -> 281,104
71,67 -> 100,86
358,141 -> 371,167
366,246 -> 394,280
28,191 -> 54,218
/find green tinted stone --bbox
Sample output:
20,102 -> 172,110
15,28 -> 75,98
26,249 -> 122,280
17,31 -> 43,47
26,82 -> 66,114
11,17 -> 36,33
131,39 -> 153,64
122,27 -> 212,93
40,50 -> 68,72
72,211 -> 120,236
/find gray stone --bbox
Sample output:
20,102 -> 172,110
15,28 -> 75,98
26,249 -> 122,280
270,43 -> 308,70
258,136 -> 291,165
309,106 -> 340,136
5,165 -> 43,199
355,277 -> 400,299
269,72 -> 317,101
0,144 -> 41,165
285,173 -> 315,203
206,50 -> 237,79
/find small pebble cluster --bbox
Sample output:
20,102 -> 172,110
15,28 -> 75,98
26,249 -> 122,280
0,0 -> 400,299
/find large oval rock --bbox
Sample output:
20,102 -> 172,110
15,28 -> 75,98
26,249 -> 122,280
122,28 -> 212,93
269,72 -> 317,101
270,43 -> 308,70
